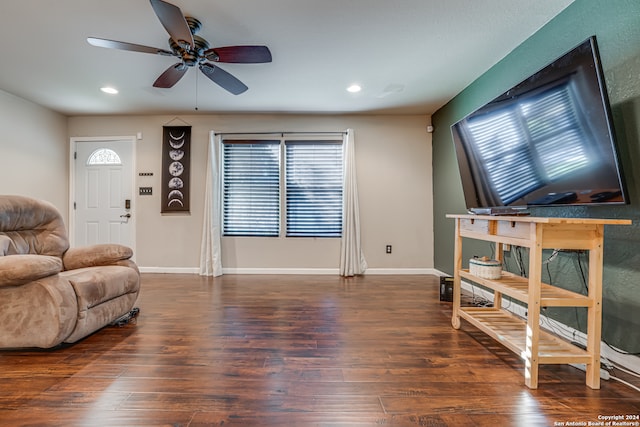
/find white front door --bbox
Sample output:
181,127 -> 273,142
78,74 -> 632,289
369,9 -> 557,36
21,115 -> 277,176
71,137 -> 135,252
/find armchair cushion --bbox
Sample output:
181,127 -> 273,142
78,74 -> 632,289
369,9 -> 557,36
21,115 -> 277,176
62,244 -> 133,271
0,254 -> 63,287
0,195 -> 69,257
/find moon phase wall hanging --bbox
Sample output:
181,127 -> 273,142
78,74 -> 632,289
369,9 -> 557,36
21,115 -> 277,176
161,126 -> 191,213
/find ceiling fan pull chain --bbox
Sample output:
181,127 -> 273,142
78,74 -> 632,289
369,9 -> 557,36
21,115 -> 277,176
195,70 -> 199,111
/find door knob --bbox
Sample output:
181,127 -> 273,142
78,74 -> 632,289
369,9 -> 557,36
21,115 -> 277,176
120,213 -> 131,219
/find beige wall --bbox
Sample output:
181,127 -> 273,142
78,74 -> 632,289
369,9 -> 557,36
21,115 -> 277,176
0,90 -> 68,217
66,113 -> 433,273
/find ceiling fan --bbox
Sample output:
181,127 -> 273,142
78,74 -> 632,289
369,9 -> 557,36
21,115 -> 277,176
87,0 -> 272,94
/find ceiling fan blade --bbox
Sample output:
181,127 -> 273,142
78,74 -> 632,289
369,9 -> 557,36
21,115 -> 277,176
204,46 -> 272,63
199,63 -> 248,95
87,37 -> 174,56
149,0 -> 194,49
153,63 -> 188,88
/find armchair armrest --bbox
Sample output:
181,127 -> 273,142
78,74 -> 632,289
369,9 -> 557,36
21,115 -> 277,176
62,244 -> 133,271
0,254 -> 63,287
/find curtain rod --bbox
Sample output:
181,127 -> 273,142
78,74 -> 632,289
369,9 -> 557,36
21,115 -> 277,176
215,131 -> 347,136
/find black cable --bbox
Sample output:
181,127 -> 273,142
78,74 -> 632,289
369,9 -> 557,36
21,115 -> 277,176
515,246 -> 527,277
576,251 -> 589,294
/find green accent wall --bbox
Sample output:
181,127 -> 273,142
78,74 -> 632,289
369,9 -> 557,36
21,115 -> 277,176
432,0 -> 640,353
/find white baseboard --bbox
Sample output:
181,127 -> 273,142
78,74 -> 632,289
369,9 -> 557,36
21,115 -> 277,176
138,267 -> 199,274
222,268 -> 339,275
139,267 -> 437,275
364,268 -> 438,275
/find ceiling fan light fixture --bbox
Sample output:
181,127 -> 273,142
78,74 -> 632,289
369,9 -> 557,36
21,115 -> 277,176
88,0 -> 271,94
100,86 -> 119,94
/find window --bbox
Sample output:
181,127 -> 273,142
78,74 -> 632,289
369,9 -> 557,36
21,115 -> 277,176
222,137 -> 343,238
285,141 -> 343,237
222,141 -> 280,237
87,148 -> 121,165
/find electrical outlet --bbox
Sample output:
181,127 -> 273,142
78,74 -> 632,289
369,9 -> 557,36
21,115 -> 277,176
386,245 -> 392,254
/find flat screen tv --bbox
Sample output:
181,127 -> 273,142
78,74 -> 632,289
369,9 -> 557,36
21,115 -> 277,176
451,36 -> 628,214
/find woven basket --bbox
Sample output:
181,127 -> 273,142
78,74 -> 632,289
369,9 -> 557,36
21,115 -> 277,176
469,257 -> 502,279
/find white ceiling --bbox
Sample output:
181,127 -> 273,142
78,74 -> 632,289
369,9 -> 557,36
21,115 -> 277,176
0,0 -> 574,116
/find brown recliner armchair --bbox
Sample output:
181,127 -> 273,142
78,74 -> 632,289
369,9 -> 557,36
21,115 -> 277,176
0,195 -> 140,348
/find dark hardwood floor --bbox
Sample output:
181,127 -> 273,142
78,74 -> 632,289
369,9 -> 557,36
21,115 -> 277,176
0,274 -> 638,426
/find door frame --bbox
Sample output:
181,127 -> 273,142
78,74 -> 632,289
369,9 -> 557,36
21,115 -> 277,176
69,136 -> 137,255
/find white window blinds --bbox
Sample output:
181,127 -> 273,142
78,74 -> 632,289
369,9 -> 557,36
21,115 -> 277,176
222,141 -> 280,236
285,141 -> 343,237
222,137 -> 344,238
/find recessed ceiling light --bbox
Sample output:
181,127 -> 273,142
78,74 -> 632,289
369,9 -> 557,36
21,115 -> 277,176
347,84 -> 362,93
100,86 -> 118,94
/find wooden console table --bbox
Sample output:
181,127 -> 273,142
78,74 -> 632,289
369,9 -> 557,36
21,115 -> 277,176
446,214 -> 631,389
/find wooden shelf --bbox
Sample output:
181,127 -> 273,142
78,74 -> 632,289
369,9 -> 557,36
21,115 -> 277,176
447,214 -> 631,389
459,270 -> 592,307
459,307 -> 592,365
